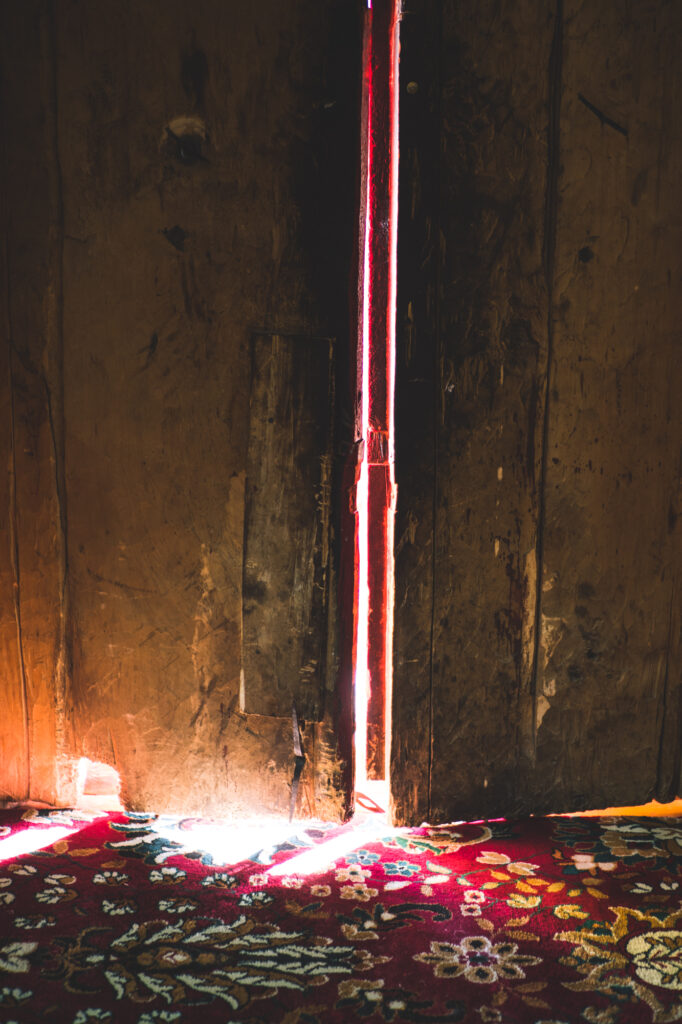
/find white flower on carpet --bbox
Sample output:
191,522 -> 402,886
9,865 -> 36,876
138,1012 -> 182,1023
0,987 -> 31,1005
0,943 -> 38,974
93,870 -> 128,886
238,891 -> 274,907
248,873 -> 268,887
626,930 -> 682,990
36,886 -> 73,905
45,874 -> 76,886
72,1011 -> 112,1023
158,897 -> 199,914
14,916 -> 55,930
464,889 -> 486,904
572,853 -> 617,872
414,936 -> 541,984
460,903 -> 481,916
477,1008 -> 502,1022
280,876 -> 304,889
201,872 -> 237,889
102,898 -> 137,916
311,885 -> 332,897
149,867 -> 186,884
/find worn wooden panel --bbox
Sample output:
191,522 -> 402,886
390,0 -> 441,824
0,2 -> 66,805
393,0 -> 682,824
0,0 -> 359,818
532,0 -> 682,811
242,334 -> 334,720
57,0 -> 356,817
393,0 -> 552,823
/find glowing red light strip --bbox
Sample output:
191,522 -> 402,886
354,0 -> 399,788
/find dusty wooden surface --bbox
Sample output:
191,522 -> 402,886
532,0 -> 682,810
242,334 -> 334,720
390,0 -> 442,824
0,3 -> 66,805
392,0 -> 682,823
0,0 -> 358,818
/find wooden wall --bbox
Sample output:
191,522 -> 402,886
0,0 -> 359,817
393,0 -> 682,823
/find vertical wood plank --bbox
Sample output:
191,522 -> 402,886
0,0 -> 65,804
533,0 -> 682,810
391,0 -> 441,824
56,0 -> 356,816
242,334 -> 334,720
0,0 -> 359,818
393,0 -> 553,823
394,0 -> 682,823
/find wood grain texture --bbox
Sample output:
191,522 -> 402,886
532,0 -> 682,811
390,0 -> 441,825
393,0 -> 682,823
243,334 -> 334,720
393,0 -> 552,823
0,1 -> 66,805
0,0 -> 359,818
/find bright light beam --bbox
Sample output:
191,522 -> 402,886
267,823 -> 400,878
0,825 -> 79,863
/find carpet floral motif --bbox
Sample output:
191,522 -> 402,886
0,809 -> 680,1022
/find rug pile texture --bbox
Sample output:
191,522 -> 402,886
0,807 -> 681,1023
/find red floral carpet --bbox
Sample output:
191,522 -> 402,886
0,808 -> 681,1023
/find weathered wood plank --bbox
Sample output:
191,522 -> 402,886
242,334 -> 334,720
0,0 -> 358,818
390,0 -> 442,824
57,0 -> 356,816
393,0 -> 552,824
0,0 -> 65,805
393,0 -> 682,824
532,0 -> 682,811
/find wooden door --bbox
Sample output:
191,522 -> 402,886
392,0 -> 682,824
0,0 -> 360,818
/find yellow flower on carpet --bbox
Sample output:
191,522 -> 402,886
553,904 -> 589,920
476,852 -> 510,865
338,978 -> 384,999
311,885 -> 331,897
341,883 -> 379,902
626,930 -> 682,990
507,862 -> 540,876
335,866 -> 371,883
506,893 -> 541,909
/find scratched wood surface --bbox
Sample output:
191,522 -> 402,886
0,0 -> 359,818
392,0 -> 682,823
0,3 -> 65,805
242,334 -> 334,720
531,0 -> 682,811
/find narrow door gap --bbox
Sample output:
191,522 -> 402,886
354,0 -> 399,818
